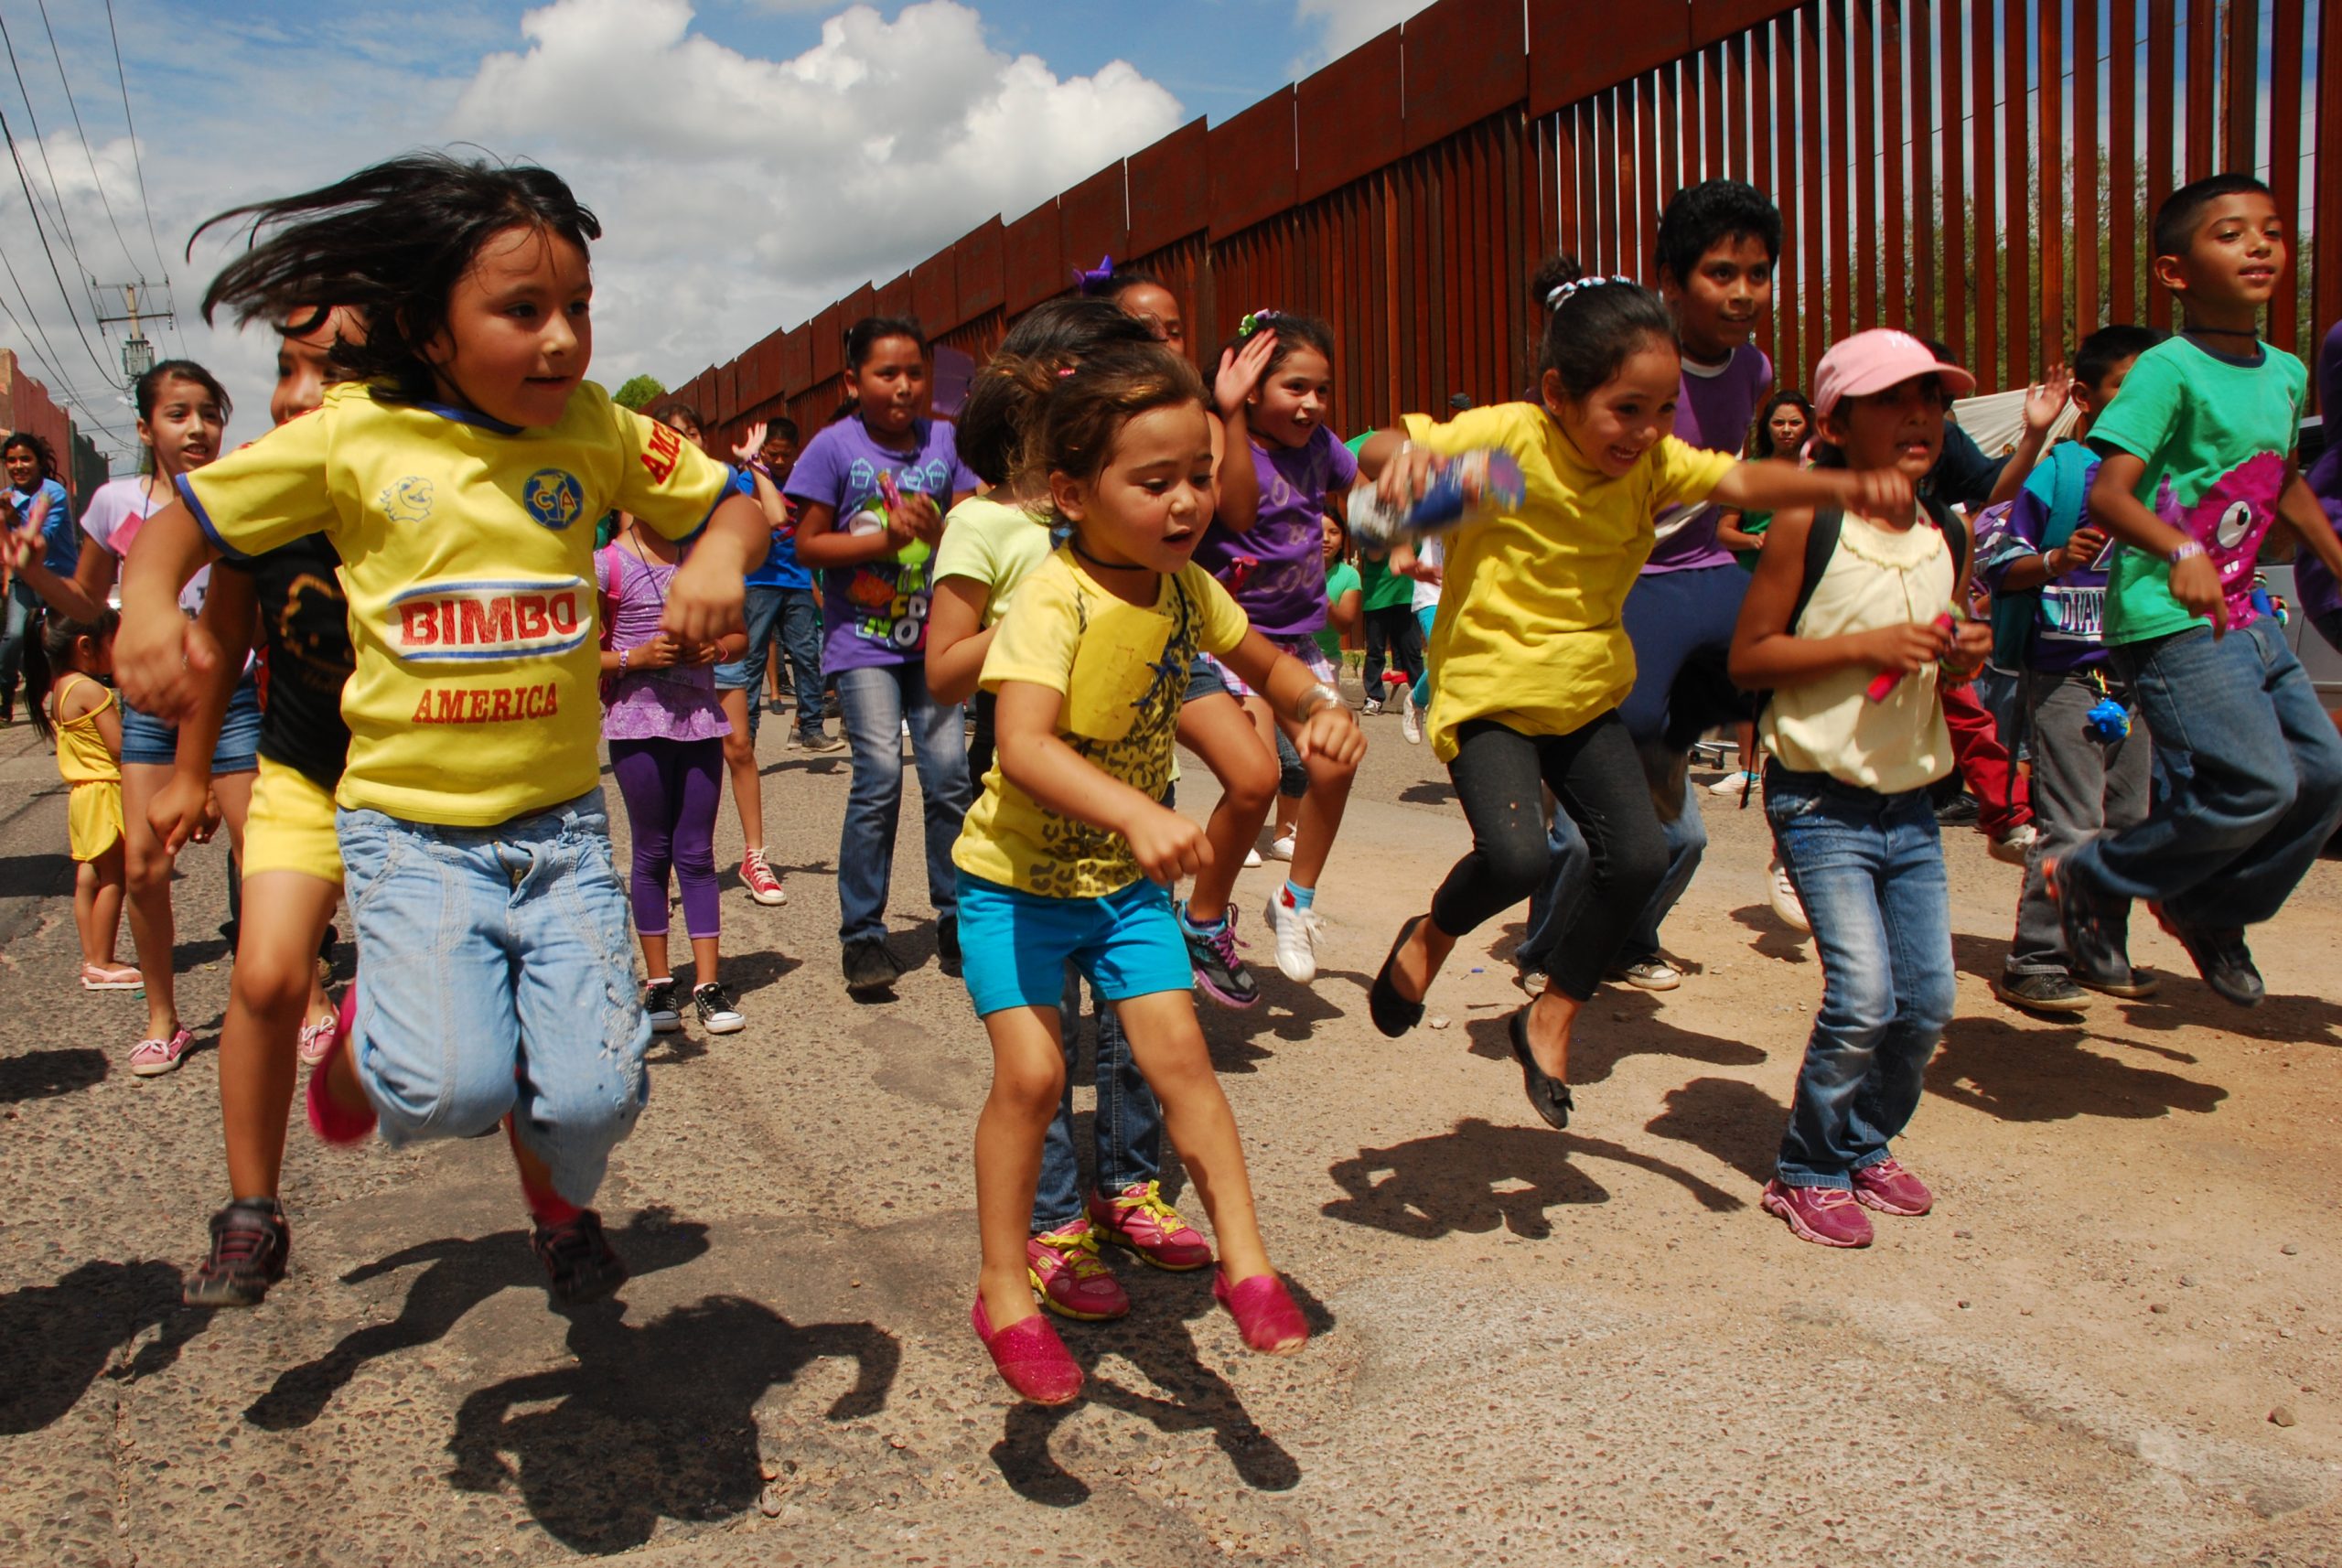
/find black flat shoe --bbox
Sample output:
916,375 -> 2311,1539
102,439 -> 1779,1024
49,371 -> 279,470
1369,915 -> 1429,1037
1507,1006 -> 1573,1130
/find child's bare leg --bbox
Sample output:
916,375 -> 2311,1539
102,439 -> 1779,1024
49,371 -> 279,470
688,934 -> 721,984
1111,990 -> 1273,1283
1275,707 -> 1356,892
76,848 -> 126,966
719,688 -> 765,848
638,925 -> 672,981
119,763 -> 181,1038
1175,693 -> 1275,923
972,1004 -> 1067,1330
220,872 -> 339,1199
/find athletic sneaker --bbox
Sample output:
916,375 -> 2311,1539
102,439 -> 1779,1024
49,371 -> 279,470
1360,698 -> 1384,716
1607,958 -> 1681,992
643,979 -> 682,1035
1768,860 -> 1810,934
739,848 -> 786,906
1087,1180 -> 1212,1270
531,1209 -> 628,1305
1988,822 -> 2039,866
1849,1156 -> 1934,1217
129,1026 -> 193,1078
1708,769 -> 1756,797
2160,918 -> 2265,1007
1264,887 -> 1327,984
1760,1179 -> 1874,1247
799,728 -> 846,755
1182,905 -> 1260,1009
1026,1220 -> 1129,1321
1991,971 -> 2090,1014
1519,968 -> 1550,998
1400,685 -> 1422,746
184,1198 -> 290,1308
843,938 -> 903,993
1241,846 -> 1263,868
693,982 -> 746,1034
1266,833 -> 1296,862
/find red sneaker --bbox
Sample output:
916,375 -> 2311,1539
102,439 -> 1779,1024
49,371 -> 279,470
1086,1180 -> 1213,1271
1213,1270 -> 1308,1354
1026,1221 -> 1129,1321
972,1296 -> 1082,1405
739,848 -> 786,907
1761,1179 -> 1874,1248
1849,1157 -> 1934,1217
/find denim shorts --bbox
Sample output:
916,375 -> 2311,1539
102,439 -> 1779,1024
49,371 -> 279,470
119,671 -> 263,772
338,789 -> 648,1203
1203,633 -> 1333,700
1183,655 -> 1230,705
955,871 -> 1193,1017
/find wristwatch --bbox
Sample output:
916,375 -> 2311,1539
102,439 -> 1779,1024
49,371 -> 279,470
2166,540 -> 2207,565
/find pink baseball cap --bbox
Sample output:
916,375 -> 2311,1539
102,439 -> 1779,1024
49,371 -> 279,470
1811,330 -> 1977,416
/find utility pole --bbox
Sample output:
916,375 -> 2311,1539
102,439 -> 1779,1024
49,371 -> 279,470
90,279 -> 174,385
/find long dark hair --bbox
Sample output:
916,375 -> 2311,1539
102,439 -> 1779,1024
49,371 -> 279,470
3,430 -> 56,485
20,607 -> 117,744
958,298 -> 1156,486
1748,389 -> 1814,462
131,359 -> 231,476
195,151 -> 601,403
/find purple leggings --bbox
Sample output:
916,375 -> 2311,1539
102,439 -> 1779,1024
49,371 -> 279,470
607,736 -> 725,940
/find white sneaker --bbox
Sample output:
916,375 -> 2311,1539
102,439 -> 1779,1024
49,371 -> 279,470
1989,822 -> 2040,865
1263,889 -> 1327,983
1360,698 -> 1383,716
1608,958 -> 1682,992
1768,859 -> 1810,934
1400,685 -> 1422,746
1267,833 -> 1296,862
1242,846 -> 1263,868
1708,769 -> 1755,797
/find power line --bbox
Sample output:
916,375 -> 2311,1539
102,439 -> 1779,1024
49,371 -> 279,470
34,0 -> 142,279
0,264 -> 132,448
0,104 -> 116,383
0,5 -> 84,269
99,0 -> 175,354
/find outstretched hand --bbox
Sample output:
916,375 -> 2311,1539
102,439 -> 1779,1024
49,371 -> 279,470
113,617 -> 222,726
2021,366 -> 2075,435
732,421 -> 768,466
1213,331 -> 1278,422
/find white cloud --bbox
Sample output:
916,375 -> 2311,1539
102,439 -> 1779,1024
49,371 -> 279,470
1292,0 -> 1438,69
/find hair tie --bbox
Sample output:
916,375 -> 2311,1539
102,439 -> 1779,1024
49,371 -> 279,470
1545,274 -> 1634,310
1238,309 -> 1284,339
1074,254 -> 1116,294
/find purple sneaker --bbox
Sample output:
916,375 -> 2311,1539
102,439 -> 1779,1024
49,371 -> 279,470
1850,1157 -> 1934,1217
1181,905 -> 1260,1010
1761,1179 -> 1875,1248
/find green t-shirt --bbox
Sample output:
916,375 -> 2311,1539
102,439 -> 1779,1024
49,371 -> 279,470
1316,559 -> 1360,660
2089,335 -> 2307,645
1358,551 -> 1412,611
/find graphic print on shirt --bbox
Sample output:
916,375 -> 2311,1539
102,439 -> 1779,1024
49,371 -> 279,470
390,578 -> 592,661
840,454 -> 954,653
381,478 -> 434,523
523,468 -> 586,532
2154,450 -> 2286,628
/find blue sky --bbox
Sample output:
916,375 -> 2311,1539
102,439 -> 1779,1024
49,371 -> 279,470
4,0 -> 1431,461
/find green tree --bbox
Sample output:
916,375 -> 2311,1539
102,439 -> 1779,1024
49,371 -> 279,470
612,374 -> 665,411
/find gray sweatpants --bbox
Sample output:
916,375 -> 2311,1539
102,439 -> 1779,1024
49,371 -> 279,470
2004,665 -> 2153,977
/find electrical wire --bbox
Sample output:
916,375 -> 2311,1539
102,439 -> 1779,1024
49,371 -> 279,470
99,0 -> 176,357
0,103 -> 117,383
0,5 -> 84,268
34,0 -> 144,279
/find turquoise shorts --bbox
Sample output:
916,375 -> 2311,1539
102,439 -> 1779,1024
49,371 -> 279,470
954,871 -> 1192,1018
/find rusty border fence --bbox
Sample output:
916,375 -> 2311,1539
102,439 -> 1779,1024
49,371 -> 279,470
679,0 -> 2337,449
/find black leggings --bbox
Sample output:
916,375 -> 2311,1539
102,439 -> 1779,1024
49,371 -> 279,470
1362,604 -> 1425,694
1430,713 -> 1667,1003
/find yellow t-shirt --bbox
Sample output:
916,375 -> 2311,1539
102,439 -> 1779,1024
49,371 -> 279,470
953,552 -> 1248,898
180,381 -> 733,826
1407,403 -> 1735,760
932,494 -> 1052,626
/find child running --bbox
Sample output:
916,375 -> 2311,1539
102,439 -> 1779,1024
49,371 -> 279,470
1359,267 -> 1911,1131
22,610 -> 139,989
929,298 -> 1215,1328
958,338 -> 1355,1402
788,317 -> 980,993
1978,325 -> 2168,1015
1197,310 -> 1362,984
1728,330 -> 1986,1246
2050,175 -> 2342,1006
113,152 -> 770,1305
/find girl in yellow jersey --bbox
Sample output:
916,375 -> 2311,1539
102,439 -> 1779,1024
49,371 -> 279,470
25,610 -> 140,993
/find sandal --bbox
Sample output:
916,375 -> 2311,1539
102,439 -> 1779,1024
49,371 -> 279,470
1369,915 -> 1429,1038
80,961 -> 143,991
1506,1006 -> 1573,1130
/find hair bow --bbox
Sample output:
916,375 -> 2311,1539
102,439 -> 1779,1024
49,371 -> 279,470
1074,254 -> 1118,294
1237,309 -> 1284,338
1545,274 -> 1634,310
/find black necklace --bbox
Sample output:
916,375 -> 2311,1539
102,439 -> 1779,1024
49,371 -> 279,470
1069,540 -> 1150,574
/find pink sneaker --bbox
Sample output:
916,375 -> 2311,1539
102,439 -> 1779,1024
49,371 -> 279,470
296,1003 -> 344,1067
972,1296 -> 1083,1405
128,1026 -> 193,1078
739,848 -> 786,907
1026,1221 -> 1129,1321
1761,1179 -> 1875,1248
306,993 -> 377,1146
1850,1157 -> 1934,1217
1087,1180 -> 1212,1271
1213,1270 -> 1308,1354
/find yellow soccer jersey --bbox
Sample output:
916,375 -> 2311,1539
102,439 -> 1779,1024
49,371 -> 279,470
953,553 -> 1248,898
180,381 -> 733,826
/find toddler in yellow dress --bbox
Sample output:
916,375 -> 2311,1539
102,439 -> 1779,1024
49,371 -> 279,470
27,609 -> 140,990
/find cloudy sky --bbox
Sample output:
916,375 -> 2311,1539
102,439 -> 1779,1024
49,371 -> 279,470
5,0 -> 1434,466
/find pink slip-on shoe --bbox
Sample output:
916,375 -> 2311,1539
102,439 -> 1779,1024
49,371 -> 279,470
297,1001 -> 344,1067
972,1296 -> 1083,1405
1761,1179 -> 1875,1248
1213,1270 -> 1308,1355
1087,1181 -> 1213,1271
306,991 -> 377,1146
128,1026 -> 192,1078
1849,1157 -> 1934,1217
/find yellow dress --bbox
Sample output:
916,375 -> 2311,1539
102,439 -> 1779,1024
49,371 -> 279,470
53,674 -> 124,862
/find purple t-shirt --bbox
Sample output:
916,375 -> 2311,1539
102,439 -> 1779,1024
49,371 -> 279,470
1642,343 -> 1773,575
2293,323 -> 2342,622
784,415 -> 977,670
1190,424 -> 1357,638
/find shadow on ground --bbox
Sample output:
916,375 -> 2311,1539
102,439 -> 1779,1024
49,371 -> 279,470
0,1045 -> 108,1104
0,1259 -> 209,1434
1321,1115 -> 1743,1240
448,1294 -> 898,1555
1465,993 -> 1766,1086
1728,903 -> 1812,965
1926,1012 -> 2228,1122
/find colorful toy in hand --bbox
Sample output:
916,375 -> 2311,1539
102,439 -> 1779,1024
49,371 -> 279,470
1865,612 -> 1958,703
845,471 -> 931,567
2085,695 -> 2132,742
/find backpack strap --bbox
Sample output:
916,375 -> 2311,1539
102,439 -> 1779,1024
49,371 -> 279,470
596,542 -> 624,652
1920,492 -> 1970,586
1788,507 -> 1845,638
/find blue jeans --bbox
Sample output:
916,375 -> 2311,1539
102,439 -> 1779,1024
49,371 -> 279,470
835,662 -> 973,943
0,579 -> 35,698
1765,768 -> 1954,1188
337,789 -> 648,1205
2070,618 -> 2342,929
1520,771 -> 1706,972
1034,972 -> 1163,1232
715,585 -> 823,742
